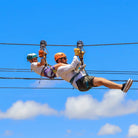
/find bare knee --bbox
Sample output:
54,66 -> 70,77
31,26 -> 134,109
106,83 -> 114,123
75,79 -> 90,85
93,77 -> 105,87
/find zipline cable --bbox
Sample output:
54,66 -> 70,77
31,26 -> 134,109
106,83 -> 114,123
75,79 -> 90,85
0,77 -> 138,82
0,42 -> 138,47
1,68 -> 138,75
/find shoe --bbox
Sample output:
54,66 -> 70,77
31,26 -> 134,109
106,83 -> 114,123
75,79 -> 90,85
121,79 -> 133,93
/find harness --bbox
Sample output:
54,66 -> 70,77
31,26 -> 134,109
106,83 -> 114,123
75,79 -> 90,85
70,72 -> 80,84
70,41 -> 89,88
69,64 -> 87,84
70,41 -> 92,91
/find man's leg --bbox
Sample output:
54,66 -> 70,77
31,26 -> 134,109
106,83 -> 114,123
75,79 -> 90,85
93,77 -> 122,89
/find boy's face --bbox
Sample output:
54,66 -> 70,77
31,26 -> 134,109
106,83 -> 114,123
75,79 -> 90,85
29,57 -> 38,63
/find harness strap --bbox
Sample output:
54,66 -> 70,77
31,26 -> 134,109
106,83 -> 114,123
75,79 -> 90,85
40,66 -> 46,76
70,72 -> 80,84
86,80 -> 90,88
48,64 -> 56,73
40,63 -> 55,77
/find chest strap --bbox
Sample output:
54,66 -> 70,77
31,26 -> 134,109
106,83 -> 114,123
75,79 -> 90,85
70,72 -> 80,84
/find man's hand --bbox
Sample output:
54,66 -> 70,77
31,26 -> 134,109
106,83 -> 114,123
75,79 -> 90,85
74,48 -> 80,56
74,48 -> 85,58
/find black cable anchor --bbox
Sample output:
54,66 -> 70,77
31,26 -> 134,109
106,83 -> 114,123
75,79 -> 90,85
76,40 -> 85,65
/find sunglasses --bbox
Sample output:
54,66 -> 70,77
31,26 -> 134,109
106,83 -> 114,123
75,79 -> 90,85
60,57 -> 67,60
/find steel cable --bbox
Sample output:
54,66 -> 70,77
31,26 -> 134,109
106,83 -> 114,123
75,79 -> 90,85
0,68 -> 138,75
0,77 -> 138,82
0,42 -> 138,47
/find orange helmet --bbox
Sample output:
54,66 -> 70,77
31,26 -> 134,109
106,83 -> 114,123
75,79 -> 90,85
54,52 -> 66,62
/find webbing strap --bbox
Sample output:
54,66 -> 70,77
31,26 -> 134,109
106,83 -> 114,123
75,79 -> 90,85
70,72 -> 80,84
86,80 -> 90,88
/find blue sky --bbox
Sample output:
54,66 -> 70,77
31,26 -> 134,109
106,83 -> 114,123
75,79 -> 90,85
0,0 -> 138,138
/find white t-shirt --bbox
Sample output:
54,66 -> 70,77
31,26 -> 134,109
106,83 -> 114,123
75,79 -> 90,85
31,62 -> 44,75
56,56 -> 86,89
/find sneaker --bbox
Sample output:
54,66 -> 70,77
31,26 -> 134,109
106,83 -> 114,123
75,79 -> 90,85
121,79 -> 133,93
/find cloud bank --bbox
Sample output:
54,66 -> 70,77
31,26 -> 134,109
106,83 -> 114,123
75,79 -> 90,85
0,101 -> 57,120
1,90 -> 138,120
128,124 -> 138,137
63,90 -> 138,119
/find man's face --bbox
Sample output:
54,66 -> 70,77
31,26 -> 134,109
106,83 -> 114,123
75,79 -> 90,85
57,57 -> 67,64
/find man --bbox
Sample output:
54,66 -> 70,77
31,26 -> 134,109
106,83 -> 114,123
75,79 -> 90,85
54,52 -> 133,92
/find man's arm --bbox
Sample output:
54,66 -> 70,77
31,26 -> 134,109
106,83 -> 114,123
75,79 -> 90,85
70,56 -> 81,69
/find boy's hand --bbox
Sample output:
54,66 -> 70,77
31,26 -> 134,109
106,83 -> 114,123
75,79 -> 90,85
39,50 -> 47,57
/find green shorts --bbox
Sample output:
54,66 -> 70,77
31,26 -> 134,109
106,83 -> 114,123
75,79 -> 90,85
76,75 -> 95,92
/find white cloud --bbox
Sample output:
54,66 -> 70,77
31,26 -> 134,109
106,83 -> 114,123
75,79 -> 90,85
128,124 -> 138,137
0,101 -> 58,120
63,90 -> 138,119
98,123 -> 122,135
1,90 -> 138,120
76,130 -> 86,136
65,129 -> 85,137
3,130 -> 13,136
65,129 -> 72,137
66,129 -> 71,134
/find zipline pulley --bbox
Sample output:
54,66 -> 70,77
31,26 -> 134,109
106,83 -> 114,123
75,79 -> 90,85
73,40 -> 87,75
74,40 -> 85,65
40,40 -> 48,53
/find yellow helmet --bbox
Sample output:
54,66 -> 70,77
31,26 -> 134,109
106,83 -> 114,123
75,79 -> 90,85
54,52 -> 66,62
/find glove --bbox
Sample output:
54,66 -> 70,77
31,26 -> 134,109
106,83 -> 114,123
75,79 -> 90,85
39,50 -> 44,57
74,48 -> 80,56
74,48 -> 85,58
79,51 -> 85,58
